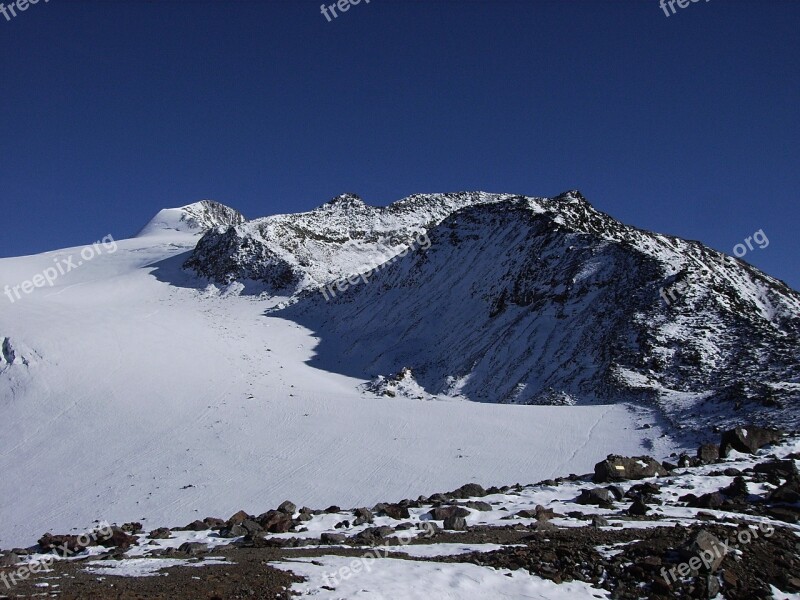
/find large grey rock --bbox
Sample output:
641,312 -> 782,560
680,530 -> 727,572
426,506 -> 471,521
278,500 -> 297,515
442,516 -> 467,531
697,444 -> 720,464
593,455 -> 668,483
448,483 -> 488,499
576,488 -> 614,506
719,426 -> 783,456
320,532 -> 347,544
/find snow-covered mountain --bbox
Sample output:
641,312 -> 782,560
136,200 -> 246,237
186,191 -> 800,431
0,190 -> 797,548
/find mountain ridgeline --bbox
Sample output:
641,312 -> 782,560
184,191 -> 800,431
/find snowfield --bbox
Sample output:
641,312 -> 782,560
0,215 -> 679,547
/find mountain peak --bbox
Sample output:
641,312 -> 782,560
319,193 -> 367,210
136,200 -> 246,237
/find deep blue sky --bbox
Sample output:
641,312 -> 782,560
1,0 -> 798,288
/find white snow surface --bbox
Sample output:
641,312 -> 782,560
0,225 -> 678,547
269,556 -> 611,600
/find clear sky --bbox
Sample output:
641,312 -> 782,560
1,0 -> 798,288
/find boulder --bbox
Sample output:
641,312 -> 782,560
219,523 -> 247,538
593,455 -> 667,483
227,510 -> 251,526
121,522 -> 143,534
688,492 -> 726,509
697,444 -> 721,464
628,498 -> 650,516
98,528 -> 137,551
448,483 -> 488,499
380,503 -> 411,520
320,532 -> 347,544
185,520 -> 208,532
353,507 -> 374,523
606,485 -> 625,501
258,511 -> 293,534
576,488 -> 614,507
38,533 -> 84,554
0,553 -> 19,567
178,542 -> 208,556
464,501 -> 493,512
354,526 -> 394,544
241,519 -> 264,535
680,530 -> 727,572
770,479 -> 800,504
754,460 -> 798,480
203,517 -> 226,530
720,476 -> 749,499
591,515 -> 610,528
719,426 -> 782,457
766,506 -> 799,524
277,500 -> 297,515
147,528 -> 172,540
425,506 -> 470,521
442,516 -> 467,531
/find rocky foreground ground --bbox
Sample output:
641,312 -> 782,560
1,425 -> 799,599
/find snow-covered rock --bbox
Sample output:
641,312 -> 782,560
136,200 -> 245,238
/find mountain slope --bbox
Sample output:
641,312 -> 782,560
185,191 -> 800,431
136,200 -> 246,238
0,204 -> 670,547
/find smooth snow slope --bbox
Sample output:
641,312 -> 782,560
0,225 -> 679,547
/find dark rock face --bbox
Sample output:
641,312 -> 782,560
680,530 -> 727,572
354,526 -> 394,544
688,492 -> 726,509
721,476 -> 749,499
628,498 -> 649,516
121,522 -> 143,534
203,517 -> 226,530
257,511 -> 293,534
147,528 -> 172,540
770,479 -> 800,504
464,501 -> 492,512
320,533 -> 347,544
425,506 -> 471,521
277,501 -> 297,515
448,483 -> 488,499
754,460 -> 798,480
593,455 -> 668,483
576,488 -> 614,507
379,504 -> 411,520
352,507 -> 374,525
178,542 -> 208,556
184,520 -> 208,532
591,515 -> 610,528
97,528 -> 137,551
38,534 -> 85,554
442,516 -> 467,531
227,510 -> 251,526
697,444 -> 721,464
720,426 -> 783,456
